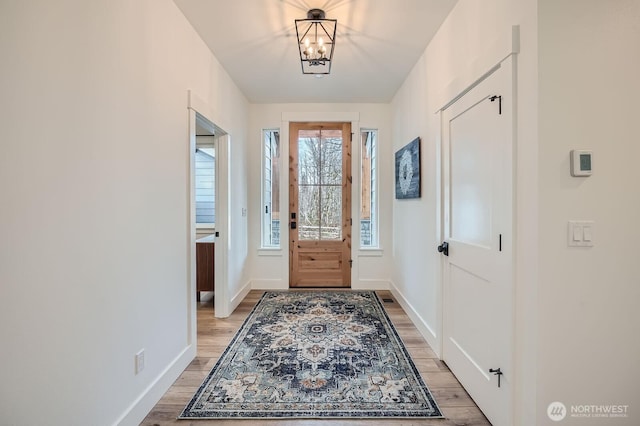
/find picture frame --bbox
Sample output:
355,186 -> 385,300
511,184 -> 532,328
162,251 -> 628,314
395,137 -> 421,199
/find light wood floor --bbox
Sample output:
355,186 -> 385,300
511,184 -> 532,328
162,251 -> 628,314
142,290 -> 490,426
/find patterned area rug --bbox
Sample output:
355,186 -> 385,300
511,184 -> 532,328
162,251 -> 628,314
179,291 -> 442,419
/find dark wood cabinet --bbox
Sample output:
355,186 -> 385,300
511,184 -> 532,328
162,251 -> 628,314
196,236 -> 215,300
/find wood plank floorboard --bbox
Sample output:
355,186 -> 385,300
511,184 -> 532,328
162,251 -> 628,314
141,290 -> 490,426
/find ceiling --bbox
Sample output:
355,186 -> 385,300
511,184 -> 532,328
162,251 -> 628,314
173,0 -> 457,104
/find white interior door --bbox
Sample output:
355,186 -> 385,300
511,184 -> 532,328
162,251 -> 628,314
441,57 -> 514,426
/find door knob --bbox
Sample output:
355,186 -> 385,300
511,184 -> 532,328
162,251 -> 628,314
437,241 -> 449,256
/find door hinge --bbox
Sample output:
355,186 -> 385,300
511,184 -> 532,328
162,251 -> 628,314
349,259 -> 353,268
490,95 -> 502,114
499,234 -> 502,252
489,368 -> 503,387
350,218 -> 352,225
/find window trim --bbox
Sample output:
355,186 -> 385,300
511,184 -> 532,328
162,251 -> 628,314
195,142 -> 215,229
196,223 -> 215,229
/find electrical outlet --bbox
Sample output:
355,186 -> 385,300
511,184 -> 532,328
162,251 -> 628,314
135,349 -> 145,375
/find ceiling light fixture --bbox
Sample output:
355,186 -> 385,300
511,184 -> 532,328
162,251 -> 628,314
295,9 -> 336,75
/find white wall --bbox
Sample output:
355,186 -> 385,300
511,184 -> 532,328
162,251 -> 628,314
538,1 -> 640,424
393,0 -> 640,424
390,0 -> 538,423
0,1 -> 249,425
221,92 -> 251,311
248,103 -> 392,290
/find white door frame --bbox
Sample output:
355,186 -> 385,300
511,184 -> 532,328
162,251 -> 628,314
187,91 -> 231,341
435,28 -> 520,425
213,133 -> 230,317
280,112 -> 360,288
440,58 -> 515,425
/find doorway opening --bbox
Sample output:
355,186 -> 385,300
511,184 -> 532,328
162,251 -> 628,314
194,114 -> 215,303
187,104 -> 231,338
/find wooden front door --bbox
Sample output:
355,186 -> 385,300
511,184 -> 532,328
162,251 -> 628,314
289,122 -> 351,287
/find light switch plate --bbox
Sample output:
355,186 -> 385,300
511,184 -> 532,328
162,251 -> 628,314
568,221 -> 595,247
135,349 -> 145,375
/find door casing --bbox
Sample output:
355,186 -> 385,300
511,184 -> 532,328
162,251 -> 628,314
187,91 -> 231,320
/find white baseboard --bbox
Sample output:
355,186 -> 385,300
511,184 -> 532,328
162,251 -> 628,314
352,279 -> 390,290
250,279 -> 389,291
115,344 -> 196,426
389,281 -> 439,354
250,279 -> 288,290
230,281 -> 252,312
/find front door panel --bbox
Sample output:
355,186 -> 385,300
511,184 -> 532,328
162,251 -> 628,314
289,122 -> 351,287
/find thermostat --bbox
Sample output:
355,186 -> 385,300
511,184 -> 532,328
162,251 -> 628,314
570,150 -> 592,177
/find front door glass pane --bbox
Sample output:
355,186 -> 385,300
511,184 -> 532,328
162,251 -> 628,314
321,186 -> 342,239
298,185 -> 320,240
298,129 -> 342,241
321,131 -> 342,185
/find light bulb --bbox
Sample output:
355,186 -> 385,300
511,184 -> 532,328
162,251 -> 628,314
304,38 -> 310,48
318,37 -> 324,46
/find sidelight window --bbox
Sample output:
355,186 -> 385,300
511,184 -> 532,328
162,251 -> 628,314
262,129 -> 281,247
360,129 -> 378,247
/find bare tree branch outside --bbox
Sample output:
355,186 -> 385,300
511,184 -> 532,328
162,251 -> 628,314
297,129 -> 342,240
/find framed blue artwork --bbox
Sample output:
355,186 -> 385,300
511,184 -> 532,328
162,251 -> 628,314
395,137 -> 420,199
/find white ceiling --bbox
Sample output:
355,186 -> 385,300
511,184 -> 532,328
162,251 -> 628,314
173,0 -> 457,104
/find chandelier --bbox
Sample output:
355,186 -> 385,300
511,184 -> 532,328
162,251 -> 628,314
295,9 -> 337,75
